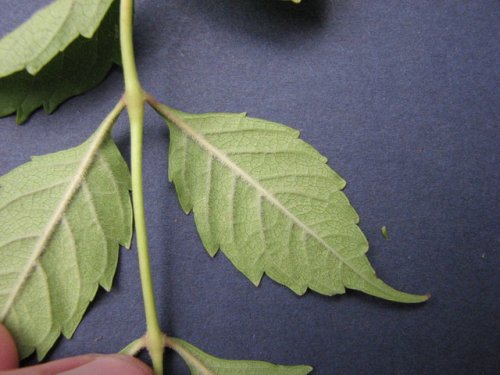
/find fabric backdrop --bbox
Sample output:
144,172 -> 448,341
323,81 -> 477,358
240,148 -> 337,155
0,1 -> 498,374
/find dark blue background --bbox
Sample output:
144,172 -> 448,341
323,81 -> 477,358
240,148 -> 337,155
1,1 -> 498,374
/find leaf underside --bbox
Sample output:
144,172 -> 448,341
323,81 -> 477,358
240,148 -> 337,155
0,129 -> 132,359
0,0 -> 120,124
163,108 -> 427,303
171,337 -> 312,375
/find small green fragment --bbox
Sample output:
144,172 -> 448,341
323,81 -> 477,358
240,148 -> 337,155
381,226 -> 389,240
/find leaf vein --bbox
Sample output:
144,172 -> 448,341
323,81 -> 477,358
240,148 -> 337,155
0,179 -> 70,212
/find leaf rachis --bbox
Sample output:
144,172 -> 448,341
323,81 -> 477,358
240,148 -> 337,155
0,0 -> 430,373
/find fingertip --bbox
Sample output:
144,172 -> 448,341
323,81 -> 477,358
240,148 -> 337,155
0,323 -> 19,370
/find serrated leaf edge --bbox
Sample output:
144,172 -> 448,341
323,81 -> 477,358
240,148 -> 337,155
0,0 -> 115,76
149,100 -> 428,303
0,100 -> 125,321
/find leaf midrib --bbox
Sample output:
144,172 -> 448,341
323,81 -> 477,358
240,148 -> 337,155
167,338 -> 216,375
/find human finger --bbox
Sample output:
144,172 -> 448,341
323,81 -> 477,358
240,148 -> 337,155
0,324 -> 18,370
0,355 -> 96,375
58,354 -> 153,375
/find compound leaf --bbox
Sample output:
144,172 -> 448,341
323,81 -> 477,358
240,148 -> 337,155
157,104 -> 428,303
168,337 -> 312,375
0,0 -> 120,123
0,117 -> 132,359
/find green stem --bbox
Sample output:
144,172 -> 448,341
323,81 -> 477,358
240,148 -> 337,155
120,1 -> 164,374
120,336 -> 147,356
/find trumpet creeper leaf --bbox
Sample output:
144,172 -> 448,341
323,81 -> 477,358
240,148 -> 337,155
0,0 -> 120,123
161,107 -> 428,303
0,125 -> 132,359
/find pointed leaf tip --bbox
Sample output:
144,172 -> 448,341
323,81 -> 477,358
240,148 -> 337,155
168,337 -> 313,375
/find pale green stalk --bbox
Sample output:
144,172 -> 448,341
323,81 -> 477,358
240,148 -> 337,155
120,336 -> 147,356
120,0 -> 164,374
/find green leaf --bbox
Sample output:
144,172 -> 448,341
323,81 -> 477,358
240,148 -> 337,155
0,118 -> 132,359
167,337 -> 312,375
158,105 -> 428,303
0,0 -> 120,124
0,0 -> 116,76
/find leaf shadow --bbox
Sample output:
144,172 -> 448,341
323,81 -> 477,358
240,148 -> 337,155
188,0 -> 331,42
133,0 -> 348,69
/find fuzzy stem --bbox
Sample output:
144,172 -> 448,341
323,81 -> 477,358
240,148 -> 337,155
120,1 -> 164,374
